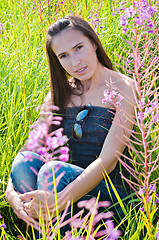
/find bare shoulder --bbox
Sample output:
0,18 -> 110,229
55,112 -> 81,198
109,69 -> 134,88
43,91 -> 52,103
108,69 -> 136,105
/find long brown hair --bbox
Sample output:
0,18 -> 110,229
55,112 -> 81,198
46,15 -> 113,112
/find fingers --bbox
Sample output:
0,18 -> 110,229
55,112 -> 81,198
18,191 -> 56,220
19,191 -> 37,200
23,200 -> 43,219
19,190 -> 48,203
15,201 -> 56,221
14,208 -> 38,224
14,207 -> 28,219
23,201 -> 32,208
22,201 -> 38,219
23,201 -> 55,219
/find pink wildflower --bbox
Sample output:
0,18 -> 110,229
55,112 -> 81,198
59,153 -> 69,162
46,136 -> 59,150
27,131 -> 40,150
104,220 -> 122,240
102,87 -> 124,106
126,5 -> 136,17
0,223 -> 6,229
157,228 -> 159,240
26,105 -> 69,163
59,146 -> 69,154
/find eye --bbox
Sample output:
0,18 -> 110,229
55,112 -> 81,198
60,54 -> 68,59
76,45 -> 83,51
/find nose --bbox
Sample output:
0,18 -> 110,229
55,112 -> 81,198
71,55 -> 80,67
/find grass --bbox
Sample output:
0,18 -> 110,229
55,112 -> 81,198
0,0 -> 123,185
0,0 -> 158,239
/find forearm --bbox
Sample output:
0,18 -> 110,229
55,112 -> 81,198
6,178 -> 28,218
6,178 -> 14,193
66,158 -> 104,201
55,155 -> 115,212
5,178 -> 16,201
6,178 -> 20,209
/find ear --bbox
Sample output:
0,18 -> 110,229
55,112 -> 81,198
93,43 -> 97,51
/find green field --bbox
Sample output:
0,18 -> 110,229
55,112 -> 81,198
0,0 -> 158,239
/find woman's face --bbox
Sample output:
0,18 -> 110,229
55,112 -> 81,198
51,28 -> 100,82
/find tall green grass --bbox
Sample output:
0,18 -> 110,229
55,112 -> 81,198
0,0 -> 124,182
0,0 -> 158,239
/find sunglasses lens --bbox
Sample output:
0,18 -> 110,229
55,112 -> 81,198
73,107 -> 91,140
73,123 -> 82,140
76,109 -> 89,121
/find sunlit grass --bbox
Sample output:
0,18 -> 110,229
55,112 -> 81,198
0,0 -> 123,182
0,0 -> 158,239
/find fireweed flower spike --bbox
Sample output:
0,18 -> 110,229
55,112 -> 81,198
68,197 -> 120,239
102,87 -> 124,107
110,4 -> 158,239
116,0 -> 158,33
26,105 -> 69,163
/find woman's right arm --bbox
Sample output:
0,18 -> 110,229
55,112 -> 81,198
5,178 -> 28,218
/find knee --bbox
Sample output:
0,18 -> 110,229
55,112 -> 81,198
10,151 -> 45,193
11,151 -> 41,167
37,161 -> 68,192
37,161 -> 64,182
11,152 -> 30,175
11,151 -> 44,173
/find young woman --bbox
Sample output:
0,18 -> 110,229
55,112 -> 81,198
6,15 -> 136,237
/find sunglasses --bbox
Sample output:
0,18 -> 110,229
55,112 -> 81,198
72,105 -> 91,140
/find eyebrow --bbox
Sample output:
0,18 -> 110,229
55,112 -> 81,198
57,42 -> 84,57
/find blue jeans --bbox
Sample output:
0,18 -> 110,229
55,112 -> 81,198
11,151 -> 128,237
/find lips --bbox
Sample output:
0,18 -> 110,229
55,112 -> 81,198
75,66 -> 87,74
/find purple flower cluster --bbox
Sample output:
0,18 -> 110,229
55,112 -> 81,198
88,14 -> 103,35
65,197 -> 121,239
102,87 -> 124,106
0,23 -> 5,34
138,99 -> 159,123
116,0 -> 158,33
156,222 -> 159,240
0,214 -> 6,229
26,105 -> 69,162
138,184 -> 159,206
54,1 -> 64,7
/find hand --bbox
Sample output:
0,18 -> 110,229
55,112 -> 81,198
19,190 -> 56,220
5,189 -> 28,219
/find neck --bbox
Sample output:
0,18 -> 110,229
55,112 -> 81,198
81,63 -> 106,92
